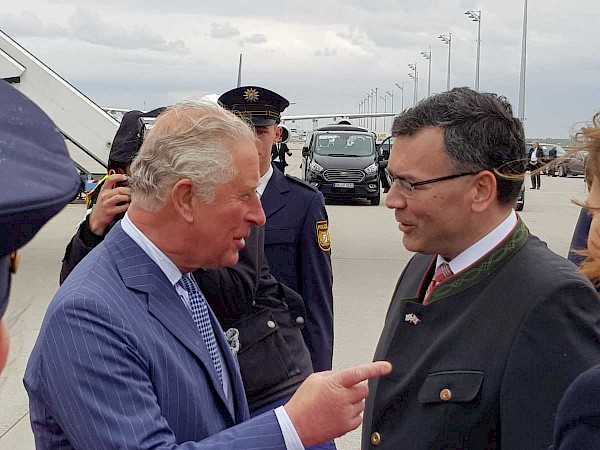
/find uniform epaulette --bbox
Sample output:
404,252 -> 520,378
285,174 -> 318,192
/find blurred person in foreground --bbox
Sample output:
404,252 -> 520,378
552,111 -> 600,449
0,80 -> 79,374
25,100 -> 391,449
362,88 -> 600,449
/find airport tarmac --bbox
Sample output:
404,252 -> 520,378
0,146 -> 590,450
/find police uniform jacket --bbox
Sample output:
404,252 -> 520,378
261,167 -> 334,372
59,200 -> 313,413
362,221 -> 600,450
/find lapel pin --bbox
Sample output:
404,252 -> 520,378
405,313 -> 421,325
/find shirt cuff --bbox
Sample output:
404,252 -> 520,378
274,406 -> 305,450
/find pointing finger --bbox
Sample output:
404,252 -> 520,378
335,361 -> 392,388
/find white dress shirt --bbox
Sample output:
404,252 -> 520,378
257,164 -> 274,197
436,210 -> 518,275
121,213 -> 304,449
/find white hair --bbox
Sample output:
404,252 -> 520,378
128,100 -> 255,211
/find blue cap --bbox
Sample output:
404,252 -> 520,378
0,81 -> 80,318
218,86 -> 290,127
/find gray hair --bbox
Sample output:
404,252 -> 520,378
128,100 -> 255,211
392,87 -> 526,204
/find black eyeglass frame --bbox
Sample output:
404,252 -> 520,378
385,169 -> 481,194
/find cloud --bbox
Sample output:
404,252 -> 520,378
209,22 -> 240,39
1,8 -> 189,54
0,11 -> 68,38
67,8 -> 190,53
239,33 -> 267,45
315,47 -> 337,57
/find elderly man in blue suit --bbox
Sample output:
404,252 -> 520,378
25,100 -> 390,449
219,86 -> 334,375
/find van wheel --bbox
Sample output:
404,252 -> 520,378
370,192 -> 381,206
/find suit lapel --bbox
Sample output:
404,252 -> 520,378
104,224 -> 232,417
261,167 -> 289,219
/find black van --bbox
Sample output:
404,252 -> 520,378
302,124 -> 384,205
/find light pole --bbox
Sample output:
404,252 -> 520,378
379,95 -> 387,130
407,63 -> 418,104
518,0 -> 528,122
438,33 -> 452,91
395,82 -> 405,110
420,47 -> 432,97
386,90 -> 394,132
371,88 -> 378,132
386,90 -> 394,113
465,10 -> 482,91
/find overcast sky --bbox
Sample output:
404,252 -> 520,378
1,0 -> 598,137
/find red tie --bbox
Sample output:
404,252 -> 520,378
424,262 -> 453,304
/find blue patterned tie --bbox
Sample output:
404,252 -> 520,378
177,274 -> 223,384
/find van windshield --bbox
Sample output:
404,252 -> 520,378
315,133 -> 374,156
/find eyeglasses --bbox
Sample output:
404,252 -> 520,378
385,169 -> 479,199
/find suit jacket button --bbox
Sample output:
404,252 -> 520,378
295,316 -> 305,325
267,320 -> 276,329
370,432 -> 381,446
440,388 -> 452,401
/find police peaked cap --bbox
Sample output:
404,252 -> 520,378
218,86 -> 290,127
109,107 -> 166,164
0,81 -> 80,317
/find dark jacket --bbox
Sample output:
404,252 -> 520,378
60,208 -> 313,412
363,222 -> 600,449
551,363 -> 600,449
261,167 -> 334,372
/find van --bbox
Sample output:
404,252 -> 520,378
302,124 -> 384,205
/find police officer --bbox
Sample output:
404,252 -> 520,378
58,106 -> 314,415
219,86 -> 335,374
0,81 -> 80,373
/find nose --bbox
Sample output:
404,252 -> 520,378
385,184 -> 408,210
247,193 -> 266,227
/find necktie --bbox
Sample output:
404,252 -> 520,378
177,274 -> 223,383
424,262 -> 453,305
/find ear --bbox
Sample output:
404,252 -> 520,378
275,126 -> 282,144
171,179 -> 196,223
470,171 -> 497,213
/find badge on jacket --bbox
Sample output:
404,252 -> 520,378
316,221 -> 331,251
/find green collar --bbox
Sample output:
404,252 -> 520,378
428,220 -> 529,303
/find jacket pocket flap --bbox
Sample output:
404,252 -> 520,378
233,307 -> 279,353
418,370 -> 483,404
265,228 -> 296,245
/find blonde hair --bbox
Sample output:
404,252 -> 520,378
573,112 -> 600,283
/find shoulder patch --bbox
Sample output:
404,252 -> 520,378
316,220 -> 331,251
285,174 -> 318,191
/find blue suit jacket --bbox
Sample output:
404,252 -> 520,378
262,167 -> 334,372
25,224 -> 286,449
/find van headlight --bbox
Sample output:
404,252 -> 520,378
309,161 -> 324,172
364,162 -> 378,174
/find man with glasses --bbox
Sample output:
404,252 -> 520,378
362,88 -> 600,449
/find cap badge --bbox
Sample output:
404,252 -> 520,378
243,88 -> 260,103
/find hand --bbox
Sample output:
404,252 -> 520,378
88,174 -> 131,236
287,151 -> 292,156
284,361 -> 392,447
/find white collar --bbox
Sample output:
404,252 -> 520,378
257,164 -> 274,197
436,210 -> 518,275
120,212 -> 183,287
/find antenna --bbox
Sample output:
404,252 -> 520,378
236,54 -> 243,88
